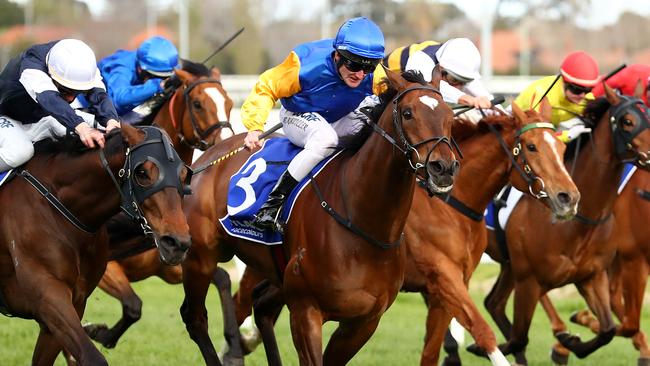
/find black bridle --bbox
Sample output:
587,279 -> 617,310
608,95 -> 650,165
366,85 -> 461,183
176,78 -> 233,150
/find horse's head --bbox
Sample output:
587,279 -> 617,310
602,83 -> 650,168
173,64 -> 234,150
379,67 -> 458,194
508,99 -> 579,220
117,124 -> 192,265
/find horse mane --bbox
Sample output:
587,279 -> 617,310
138,58 -> 211,126
33,129 -> 125,158
367,70 -> 428,123
452,113 -> 516,143
564,97 -> 609,162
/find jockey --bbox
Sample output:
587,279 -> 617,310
98,36 -> 179,118
0,39 -> 120,172
242,17 -> 384,230
513,51 -> 600,142
592,64 -> 650,106
375,38 -> 493,110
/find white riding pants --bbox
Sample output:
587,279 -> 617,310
0,111 -> 96,171
281,95 -> 379,181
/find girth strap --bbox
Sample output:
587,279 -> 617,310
573,212 -> 612,226
439,193 -> 484,222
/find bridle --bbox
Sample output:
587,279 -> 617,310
608,95 -> 650,165
168,77 -> 233,150
365,85 -> 461,184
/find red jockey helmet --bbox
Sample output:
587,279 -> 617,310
560,51 -> 600,87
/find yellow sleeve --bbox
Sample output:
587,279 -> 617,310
240,51 -> 302,131
372,65 -> 387,95
514,81 -> 544,112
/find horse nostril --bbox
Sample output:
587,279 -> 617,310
557,192 -> 571,204
450,160 -> 460,175
428,160 -> 444,174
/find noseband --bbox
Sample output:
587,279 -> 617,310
170,78 -> 233,150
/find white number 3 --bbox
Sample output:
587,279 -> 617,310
227,158 -> 267,216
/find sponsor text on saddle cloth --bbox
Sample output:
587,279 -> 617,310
484,163 -> 637,230
220,137 -> 342,244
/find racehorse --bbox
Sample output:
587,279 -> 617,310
0,124 -> 192,366
180,68 -> 458,366
81,61 -> 240,358
228,100 -> 581,366
479,84 -> 650,364
534,169 -> 650,366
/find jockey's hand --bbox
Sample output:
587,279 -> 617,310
105,119 -> 121,133
75,123 -> 105,149
244,130 -> 263,150
458,95 -> 492,109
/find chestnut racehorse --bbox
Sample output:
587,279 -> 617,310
180,69 -> 458,366
228,100 -> 581,366
479,85 -> 650,364
82,61 -> 239,356
0,124 -> 191,365
532,169 -> 650,366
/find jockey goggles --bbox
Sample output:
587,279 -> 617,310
565,82 -> 592,95
442,69 -> 473,86
337,52 -> 379,74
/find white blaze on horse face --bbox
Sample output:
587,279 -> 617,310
204,87 -> 233,139
543,130 -> 570,175
419,95 -> 439,111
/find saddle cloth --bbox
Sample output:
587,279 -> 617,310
485,162 -> 638,231
0,169 -> 13,188
219,138 -> 341,245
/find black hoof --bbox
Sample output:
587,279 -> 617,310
466,343 -> 488,358
222,354 -> 245,366
84,323 -> 117,348
442,355 -> 462,366
551,347 -> 570,365
638,356 -> 650,366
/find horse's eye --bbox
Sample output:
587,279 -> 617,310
526,143 -> 537,152
402,109 -> 413,119
134,168 -> 149,185
622,118 -> 634,127
193,100 -> 202,109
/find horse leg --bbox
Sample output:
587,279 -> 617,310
617,257 -> 650,365
251,280 -> 285,366
420,301 -> 454,366
288,300 -> 323,366
428,263 -> 508,366
442,328 -> 461,366
181,254 -> 223,366
539,295 -> 571,365
84,261 -> 142,348
211,266 -> 244,366
32,324 -> 66,366
556,271 -> 616,358
499,277 -> 542,365
322,316 -> 380,366
483,265 -> 527,365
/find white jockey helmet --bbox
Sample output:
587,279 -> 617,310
46,39 -> 101,91
435,38 -> 482,82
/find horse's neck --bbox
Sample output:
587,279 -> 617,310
155,92 -> 194,164
452,131 -> 514,212
48,150 -> 124,229
343,127 -> 416,241
571,118 -> 622,218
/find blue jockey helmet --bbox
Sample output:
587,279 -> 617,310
333,17 -> 384,65
136,36 -> 179,77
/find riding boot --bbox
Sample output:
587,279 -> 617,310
253,170 -> 299,231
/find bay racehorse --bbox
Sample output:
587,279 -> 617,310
534,168 -> 650,366
227,100 -> 581,366
0,124 -> 192,365
82,61 -> 240,358
180,68 -> 458,366
479,84 -> 650,365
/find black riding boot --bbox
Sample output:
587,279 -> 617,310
253,171 -> 299,231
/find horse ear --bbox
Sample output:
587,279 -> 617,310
511,102 -> 526,126
634,78 -> 644,99
539,97 -> 552,122
603,82 -> 620,105
174,69 -> 195,84
384,65 -> 408,90
430,65 -> 442,89
120,123 -> 144,146
210,67 -> 222,80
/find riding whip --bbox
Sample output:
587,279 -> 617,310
193,122 -> 283,174
201,27 -> 245,65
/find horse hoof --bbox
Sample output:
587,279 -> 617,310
441,355 -> 462,366
83,323 -> 116,348
466,343 -> 488,358
555,331 -> 579,348
222,354 -> 245,366
638,356 -> 650,366
569,310 -> 589,325
551,347 -> 570,365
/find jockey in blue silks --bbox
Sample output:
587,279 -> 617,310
241,17 -> 385,230
98,36 -> 179,117
0,39 -> 120,172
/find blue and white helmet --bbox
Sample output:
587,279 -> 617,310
333,17 -> 384,65
136,36 -> 179,77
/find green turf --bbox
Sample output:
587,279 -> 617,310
0,262 -> 646,365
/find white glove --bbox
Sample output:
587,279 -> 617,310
557,118 -> 591,142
